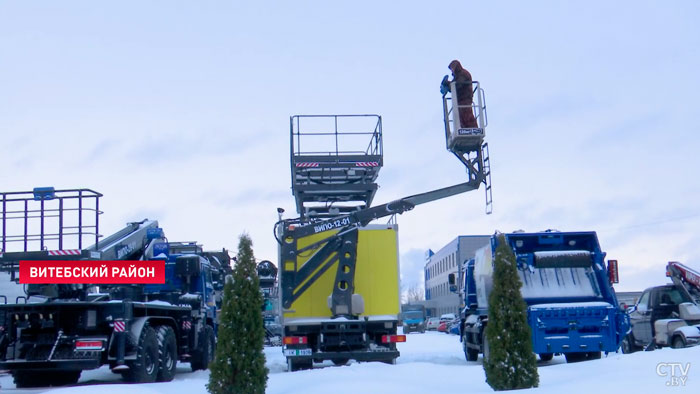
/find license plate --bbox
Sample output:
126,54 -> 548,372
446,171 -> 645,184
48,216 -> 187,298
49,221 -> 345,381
284,348 -> 312,357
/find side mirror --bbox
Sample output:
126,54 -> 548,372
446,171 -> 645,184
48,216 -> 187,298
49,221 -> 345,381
637,304 -> 647,314
448,273 -> 457,293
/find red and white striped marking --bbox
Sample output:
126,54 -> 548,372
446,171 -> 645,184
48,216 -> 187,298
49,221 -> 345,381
355,162 -> 379,167
113,321 -> 126,332
182,321 -> 192,330
295,162 -> 319,168
48,249 -> 81,256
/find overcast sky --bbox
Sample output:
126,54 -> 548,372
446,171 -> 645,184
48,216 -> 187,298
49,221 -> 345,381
1,1 -> 699,293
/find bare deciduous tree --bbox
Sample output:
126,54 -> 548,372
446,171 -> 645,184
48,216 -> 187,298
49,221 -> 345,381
406,284 -> 424,303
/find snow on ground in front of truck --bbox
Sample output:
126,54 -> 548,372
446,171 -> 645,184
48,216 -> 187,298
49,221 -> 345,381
2,330 -> 699,393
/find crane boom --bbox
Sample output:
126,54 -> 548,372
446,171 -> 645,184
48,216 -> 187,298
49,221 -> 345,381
667,261 -> 700,304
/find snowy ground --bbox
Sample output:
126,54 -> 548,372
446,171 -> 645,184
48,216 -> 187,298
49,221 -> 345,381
1,329 -> 698,393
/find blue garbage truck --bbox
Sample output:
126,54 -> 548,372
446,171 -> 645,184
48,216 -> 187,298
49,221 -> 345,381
450,231 -> 629,363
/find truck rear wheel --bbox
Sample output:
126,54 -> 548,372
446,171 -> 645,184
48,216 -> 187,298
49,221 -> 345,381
156,325 -> 178,382
463,332 -> 478,362
331,358 -> 349,366
191,325 -> 215,371
13,370 -> 81,388
672,336 -> 686,349
587,351 -> 601,360
564,352 -> 587,363
621,335 -> 637,354
13,371 -> 46,388
482,333 -> 490,363
49,370 -> 82,386
124,324 -> 159,383
539,353 -> 554,362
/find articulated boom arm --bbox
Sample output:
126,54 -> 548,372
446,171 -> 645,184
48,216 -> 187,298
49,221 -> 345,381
279,177 -> 484,318
289,177 -> 484,240
88,219 -> 162,260
281,105 -> 492,319
667,261 -> 700,304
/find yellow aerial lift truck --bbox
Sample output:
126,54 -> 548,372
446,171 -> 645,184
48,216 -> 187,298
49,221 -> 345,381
277,84 -> 490,371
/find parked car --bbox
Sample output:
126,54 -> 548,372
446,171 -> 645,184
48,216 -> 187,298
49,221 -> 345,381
426,317 -> 440,331
440,313 -> 456,322
437,313 -> 455,333
448,318 -> 460,335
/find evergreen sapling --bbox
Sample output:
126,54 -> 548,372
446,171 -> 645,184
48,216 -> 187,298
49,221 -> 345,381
207,234 -> 268,394
483,233 -> 539,391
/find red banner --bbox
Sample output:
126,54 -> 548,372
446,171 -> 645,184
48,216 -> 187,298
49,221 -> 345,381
19,260 -> 165,284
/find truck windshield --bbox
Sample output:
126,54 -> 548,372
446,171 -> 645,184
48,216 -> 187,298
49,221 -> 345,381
403,311 -> 424,319
655,288 -> 691,305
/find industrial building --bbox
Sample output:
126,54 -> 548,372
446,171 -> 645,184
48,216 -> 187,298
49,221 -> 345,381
424,235 -> 491,317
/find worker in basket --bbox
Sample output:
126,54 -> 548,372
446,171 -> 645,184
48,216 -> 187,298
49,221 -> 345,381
440,60 -> 478,129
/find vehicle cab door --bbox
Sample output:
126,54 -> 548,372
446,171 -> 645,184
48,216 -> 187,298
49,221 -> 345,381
651,287 -> 682,322
630,290 -> 653,345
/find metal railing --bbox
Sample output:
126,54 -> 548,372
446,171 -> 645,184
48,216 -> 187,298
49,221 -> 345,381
1,188 -> 103,253
290,114 -> 383,158
442,81 -> 488,148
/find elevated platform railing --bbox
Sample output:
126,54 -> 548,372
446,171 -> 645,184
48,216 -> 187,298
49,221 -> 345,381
0,188 -> 103,254
290,115 -> 384,218
442,82 -> 492,214
442,81 -> 487,152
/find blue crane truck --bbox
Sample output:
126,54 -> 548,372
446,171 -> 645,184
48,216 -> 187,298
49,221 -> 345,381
451,231 -> 629,363
0,188 -> 231,387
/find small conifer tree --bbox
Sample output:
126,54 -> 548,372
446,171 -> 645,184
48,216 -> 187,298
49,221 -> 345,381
207,234 -> 268,394
483,233 -> 539,391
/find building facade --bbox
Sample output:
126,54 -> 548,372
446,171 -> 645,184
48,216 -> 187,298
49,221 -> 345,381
424,235 -> 490,318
